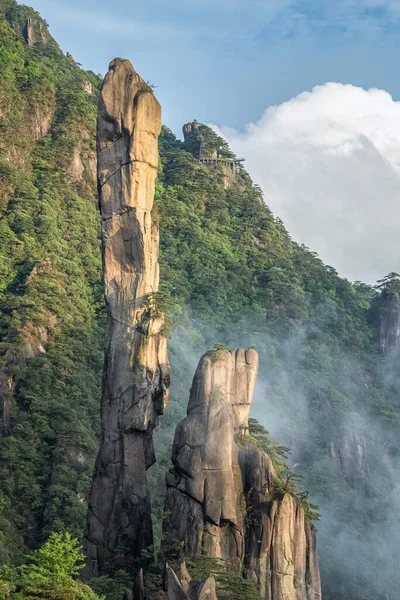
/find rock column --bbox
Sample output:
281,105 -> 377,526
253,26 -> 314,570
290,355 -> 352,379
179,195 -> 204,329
163,349 -> 258,570
162,348 -> 321,600
84,59 -> 170,577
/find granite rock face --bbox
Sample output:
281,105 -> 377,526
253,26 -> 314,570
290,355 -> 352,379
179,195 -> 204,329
23,17 -> 49,47
164,349 -> 258,570
164,565 -> 218,600
328,413 -> 369,484
244,491 -> 321,600
163,349 -> 321,600
67,147 -> 84,181
376,290 -> 400,353
28,105 -> 54,140
182,121 -> 218,160
84,59 -> 170,577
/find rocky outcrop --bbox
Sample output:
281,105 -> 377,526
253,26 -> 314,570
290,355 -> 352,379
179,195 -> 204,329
162,349 -> 320,600
163,349 -> 258,570
87,151 -> 97,180
182,122 -> 219,161
376,290 -> 400,353
182,122 -> 209,159
244,491 -> 320,600
182,122 -> 239,187
164,565 -> 218,600
0,322 -> 47,435
67,148 -> 84,181
23,17 -> 49,47
28,105 -> 54,140
221,163 -> 237,189
369,278 -> 400,353
84,59 -> 170,577
83,79 -> 94,95
328,414 -> 369,483
0,261 -> 58,435
0,370 -> 14,433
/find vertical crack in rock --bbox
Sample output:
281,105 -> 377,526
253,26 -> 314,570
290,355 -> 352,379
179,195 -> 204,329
163,349 -> 258,570
162,348 -> 321,600
84,59 -> 170,577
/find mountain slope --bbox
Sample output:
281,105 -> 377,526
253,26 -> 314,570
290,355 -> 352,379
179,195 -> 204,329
155,124 -> 400,600
0,0 -> 103,562
0,4 -> 399,600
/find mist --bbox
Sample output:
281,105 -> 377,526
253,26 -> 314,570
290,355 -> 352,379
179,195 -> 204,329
154,299 -> 400,600
252,324 -> 400,600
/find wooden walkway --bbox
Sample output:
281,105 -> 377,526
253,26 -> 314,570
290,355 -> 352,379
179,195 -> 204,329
198,157 -> 245,164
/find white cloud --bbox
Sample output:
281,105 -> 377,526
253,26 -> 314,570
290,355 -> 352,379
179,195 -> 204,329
215,83 -> 400,284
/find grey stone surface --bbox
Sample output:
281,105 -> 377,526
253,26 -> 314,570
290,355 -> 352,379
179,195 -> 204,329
377,291 -> 400,353
165,566 -> 218,600
163,348 -> 321,599
84,59 -> 170,577
165,566 -> 190,600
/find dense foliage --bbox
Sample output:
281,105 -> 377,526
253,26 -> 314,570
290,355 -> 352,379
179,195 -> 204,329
0,533 -> 101,600
1,3 -> 400,599
0,0 -> 103,564
177,556 -> 259,600
154,129 -> 400,600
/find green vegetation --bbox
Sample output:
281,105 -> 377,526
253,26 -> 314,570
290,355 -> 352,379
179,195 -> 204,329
0,533 -> 102,599
195,123 -> 235,159
89,571 -> 131,600
207,343 -> 229,363
0,0 -> 103,563
166,556 -> 259,600
236,418 -> 320,522
0,3 -> 399,599
188,556 -> 259,600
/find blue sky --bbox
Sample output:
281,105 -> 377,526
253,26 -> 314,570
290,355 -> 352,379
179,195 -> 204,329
23,0 -> 400,136
20,0 -> 400,282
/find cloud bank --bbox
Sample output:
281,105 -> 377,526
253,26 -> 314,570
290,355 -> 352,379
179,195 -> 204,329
216,83 -> 400,284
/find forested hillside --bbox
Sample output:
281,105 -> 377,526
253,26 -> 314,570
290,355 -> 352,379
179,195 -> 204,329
0,0 -> 103,562
0,2 -> 399,599
154,125 -> 400,600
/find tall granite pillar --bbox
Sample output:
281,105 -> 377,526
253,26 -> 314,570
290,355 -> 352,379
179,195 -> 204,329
163,349 -> 259,570
162,348 -> 321,600
84,59 -> 170,577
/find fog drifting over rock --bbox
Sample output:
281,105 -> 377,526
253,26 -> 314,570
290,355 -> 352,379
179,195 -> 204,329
214,82 -> 400,284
